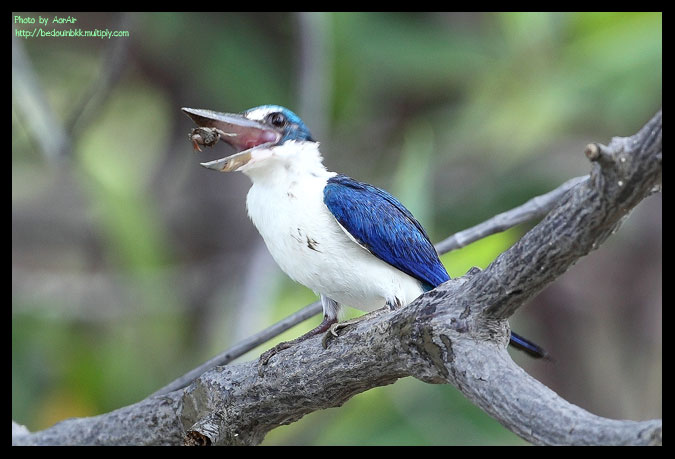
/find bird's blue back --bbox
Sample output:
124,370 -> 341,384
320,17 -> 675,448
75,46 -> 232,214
323,175 -> 450,290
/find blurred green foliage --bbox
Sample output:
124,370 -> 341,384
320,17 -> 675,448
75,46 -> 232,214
12,12 -> 660,444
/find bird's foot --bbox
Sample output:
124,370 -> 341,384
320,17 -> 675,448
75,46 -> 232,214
258,340 -> 295,376
321,307 -> 391,349
321,319 -> 360,348
257,315 -> 338,376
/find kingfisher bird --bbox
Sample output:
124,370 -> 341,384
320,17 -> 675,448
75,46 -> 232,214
182,105 -> 547,363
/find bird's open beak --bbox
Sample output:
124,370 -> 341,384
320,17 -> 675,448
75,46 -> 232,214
182,107 -> 280,172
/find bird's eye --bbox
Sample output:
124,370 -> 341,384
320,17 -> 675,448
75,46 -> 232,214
268,112 -> 287,128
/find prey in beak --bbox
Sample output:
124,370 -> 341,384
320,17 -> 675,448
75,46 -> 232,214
182,107 -> 281,172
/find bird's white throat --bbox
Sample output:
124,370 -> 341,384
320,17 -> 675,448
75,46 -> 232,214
239,140 -> 330,184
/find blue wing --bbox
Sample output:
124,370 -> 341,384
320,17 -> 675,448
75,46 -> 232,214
324,175 -> 548,359
323,175 -> 450,290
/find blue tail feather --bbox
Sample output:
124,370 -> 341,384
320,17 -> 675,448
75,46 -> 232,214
509,332 -> 550,360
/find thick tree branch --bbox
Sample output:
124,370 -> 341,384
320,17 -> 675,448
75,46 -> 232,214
12,111 -> 662,446
395,275 -> 662,446
478,110 -> 662,320
12,391 -> 185,446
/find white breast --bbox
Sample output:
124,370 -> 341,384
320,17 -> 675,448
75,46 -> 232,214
243,143 -> 423,312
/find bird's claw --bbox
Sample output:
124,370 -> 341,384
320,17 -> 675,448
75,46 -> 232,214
257,341 -> 293,376
321,308 -> 394,349
321,321 -> 356,349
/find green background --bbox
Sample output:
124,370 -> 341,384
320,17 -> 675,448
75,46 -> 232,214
12,12 -> 661,445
